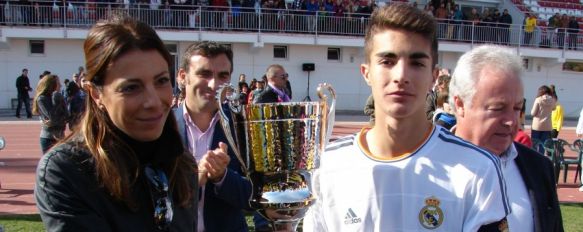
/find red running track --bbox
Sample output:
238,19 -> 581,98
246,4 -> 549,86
0,120 -> 581,215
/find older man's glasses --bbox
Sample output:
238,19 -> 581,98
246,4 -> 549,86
276,73 -> 289,79
144,165 -> 173,230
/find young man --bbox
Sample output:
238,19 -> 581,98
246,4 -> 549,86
451,45 -> 563,231
15,68 -> 32,118
174,41 -> 252,231
304,4 -> 509,231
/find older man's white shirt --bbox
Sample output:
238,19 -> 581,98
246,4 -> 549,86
500,143 -> 534,231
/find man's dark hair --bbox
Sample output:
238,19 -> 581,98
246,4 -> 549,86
364,3 -> 438,68
180,41 -> 233,73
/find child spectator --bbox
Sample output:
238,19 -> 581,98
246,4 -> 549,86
432,90 -> 456,130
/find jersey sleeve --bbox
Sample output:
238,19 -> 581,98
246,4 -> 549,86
302,168 -> 328,232
463,156 -> 510,232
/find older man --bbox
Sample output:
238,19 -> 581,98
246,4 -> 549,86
451,45 -> 563,231
254,64 -> 290,103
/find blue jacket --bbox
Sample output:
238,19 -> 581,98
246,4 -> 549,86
174,104 -> 253,232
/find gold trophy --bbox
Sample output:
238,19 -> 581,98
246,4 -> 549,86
217,83 -> 336,231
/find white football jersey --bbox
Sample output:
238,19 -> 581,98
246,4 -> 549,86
304,126 -> 510,232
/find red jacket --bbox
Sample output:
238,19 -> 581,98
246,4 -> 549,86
514,129 -> 533,148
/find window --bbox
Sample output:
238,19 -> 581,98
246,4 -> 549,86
273,45 -> 287,59
165,44 -> 177,53
165,44 -> 178,88
327,47 -> 341,61
522,58 -> 530,70
29,40 -> 45,55
562,61 -> 583,72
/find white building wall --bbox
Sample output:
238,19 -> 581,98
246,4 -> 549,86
437,53 -> 583,118
0,39 -> 85,109
1,38 -> 582,118
0,39 -> 369,111
521,58 -> 582,118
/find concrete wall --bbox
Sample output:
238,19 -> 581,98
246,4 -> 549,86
1,38 -> 582,118
0,39 -> 369,111
0,39 -> 85,109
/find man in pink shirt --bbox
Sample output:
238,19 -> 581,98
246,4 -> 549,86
174,41 -> 253,231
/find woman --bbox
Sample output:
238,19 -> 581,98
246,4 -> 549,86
530,85 -> 556,152
35,16 -> 198,231
65,76 -> 86,131
32,74 -> 69,153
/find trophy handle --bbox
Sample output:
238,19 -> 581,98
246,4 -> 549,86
317,83 -> 336,146
216,84 -> 248,174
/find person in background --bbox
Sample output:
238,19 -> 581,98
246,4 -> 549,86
171,88 -> 185,109
248,78 -> 257,93
425,74 -> 450,121
34,16 -> 198,231
363,94 -> 374,126
238,73 -> 247,85
451,45 -> 563,231
514,98 -> 532,148
76,66 -> 85,83
567,15 -> 579,50
32,74 -> 69,153
285,73 -> 292,99
66,75 -> 86,131
39,70 -> 51,80
577,107 -> 583,138
254,64 -> 290,103
249,80 -> 265,103
500,9 -> 512,45
15,68 -> 33,119
531,85 -> 556,152
524,13 -> 537,46
432,90 -> 456,130
239,82 -> 250,105
62,79 -> 70,98
550,84 -> 563,138
548,12 -> 560,47
576,107 -> 583,192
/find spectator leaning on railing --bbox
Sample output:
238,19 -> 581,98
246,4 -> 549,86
500,9 -> 512,45
523,13 -> 537,46
548,12 -> 560,46
567,15 -> 579,50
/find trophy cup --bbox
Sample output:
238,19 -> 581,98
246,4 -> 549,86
217,83 -> 336,231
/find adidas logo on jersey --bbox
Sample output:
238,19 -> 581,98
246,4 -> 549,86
344,208 -> 362,224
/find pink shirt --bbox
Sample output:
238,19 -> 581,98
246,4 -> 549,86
181,104 -> 226,232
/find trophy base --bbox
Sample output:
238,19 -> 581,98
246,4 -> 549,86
272,220 -> 300,232
250,171 -> 315,232
257,208 -> 302,232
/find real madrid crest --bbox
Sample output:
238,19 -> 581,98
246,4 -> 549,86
418,196 -> 444,229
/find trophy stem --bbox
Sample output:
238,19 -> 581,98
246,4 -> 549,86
270,220 -> 300,232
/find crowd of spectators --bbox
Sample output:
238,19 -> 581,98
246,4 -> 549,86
542,12 -> 580,49
0,0 -> 580,49
0,0 -> 375,30
422,0 -> 514,44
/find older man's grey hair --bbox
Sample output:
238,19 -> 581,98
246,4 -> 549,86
449,45 -> 523,112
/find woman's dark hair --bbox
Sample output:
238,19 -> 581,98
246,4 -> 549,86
549,84 -> 558,100
536,85 -> 552,98
70,15 -> 195,210
32,74 -> 60,115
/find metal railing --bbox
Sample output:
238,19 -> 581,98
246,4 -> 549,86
1,4 -> 581,50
